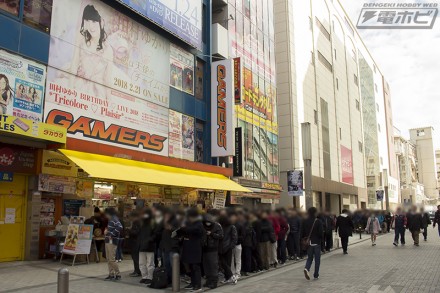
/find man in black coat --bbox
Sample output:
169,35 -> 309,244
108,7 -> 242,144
321,210 -> 335,252
202,213 -> 223,289
407,206 -> 423,246
286,208 -> 301,260
177,208 -> 204,292
218,214 -> 238,284
420,208 -> 432,241
138,208 -> 159,284
335,209 -> 354,255
128,211 -> 141,277
302,207 -> 323,280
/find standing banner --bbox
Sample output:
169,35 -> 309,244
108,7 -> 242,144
287,170 -> 303,196
0,49 -> 47,121
213,190 -> 227,209
233,127 -> 243,177
211,59 -> 234,157
341,145 -> 354,184
63,224 -> 93,255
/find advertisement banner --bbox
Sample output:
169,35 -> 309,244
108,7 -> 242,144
44,69 -> 169,156
376,190 -> 384,201
63,224 -> 93,255
234,58 -> 242,104
168,110 -> 195,161
38,174 -> 76,194
211,59 -> 234,157
213,190 -> 226,209
49,0 -> 170,108
0,49 -> 46,121
287,170 -> 303,196
42,150 -> 78,177
170,44 -> 194,95
116,0 -> 202,50
0,114 -> 67,144
341,145 -> 354,185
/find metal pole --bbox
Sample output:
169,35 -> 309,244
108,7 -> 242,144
172,253 -> 180,292
304,159 -> 313,209
57,268 -> 69,293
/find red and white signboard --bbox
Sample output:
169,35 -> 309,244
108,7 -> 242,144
211,59 -> 234,157
341,145 -> 354,185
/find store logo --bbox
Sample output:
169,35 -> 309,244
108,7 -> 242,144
0,148 -> 15,166
45,110 -> 167,153
357,2 -> 438,29
216,64 -> 227,150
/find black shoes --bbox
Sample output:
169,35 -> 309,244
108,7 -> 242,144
114,275 -> 121,281
104,275 -> 114,281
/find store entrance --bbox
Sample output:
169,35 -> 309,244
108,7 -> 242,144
0,175 -> 26,262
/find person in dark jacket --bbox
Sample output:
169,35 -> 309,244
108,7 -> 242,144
407,206 -> 423,246
255,211 -> 274,270
275,209 -> 289,264
433,205 -> 440,238
286,208 -> 301,260
302,207 -> 323,280
249,212 -> 263,272
385,212 -> 392,233
420,208 -> 431,241
335,209 -> 354,255
239,212 -> 254,276
202,213 -> 223,289
160,208 -> 180,285
128,211 -> 142,277
219,214 -> 238,284
138,208 -> 158,285
321,210 -> 335,252
230,211 -> 244,278
392,207 -> 407,246
177,208 -> 204,292
104,208 -> 123,281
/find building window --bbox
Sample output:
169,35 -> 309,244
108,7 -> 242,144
358,141 -> 363,153
311,51 -> 315,65
0,0 -> 19,16
417,129 -> 425,136
336,78 -> 339,90
23,0 -> 53,33
318,51 -> 333,72
339,127 -> 342,139
353,74 -> 358,86
315,17 -> 330,40
195,121 -> 204,163
314,110 -> 318,124
334,49 -> 337,60
356,99 -> 360,110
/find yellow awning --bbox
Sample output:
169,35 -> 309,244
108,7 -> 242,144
60,150 -> 250,192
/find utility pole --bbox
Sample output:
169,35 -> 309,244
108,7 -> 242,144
302,123 -> 313,209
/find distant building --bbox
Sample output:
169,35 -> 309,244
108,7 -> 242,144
409,127 -> 438,201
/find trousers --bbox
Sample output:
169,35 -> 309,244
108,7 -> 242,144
105,243 -> 120,277
231,244 -> 242,276
139,251 -> 155,280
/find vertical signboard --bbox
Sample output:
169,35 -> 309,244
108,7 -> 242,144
234,58 -> 242,104
211,59 -> 234,157
341,145 -> 354,184
233,127 -> 243,177
0,49 -> 46,121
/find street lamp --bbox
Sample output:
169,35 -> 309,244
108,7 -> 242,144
301,122 -> 313,208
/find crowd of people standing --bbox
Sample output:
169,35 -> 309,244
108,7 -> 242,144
92,204 -> 440,291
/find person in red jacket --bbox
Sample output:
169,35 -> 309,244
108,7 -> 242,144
268,211 -> 281,267
275,209 -> 289,264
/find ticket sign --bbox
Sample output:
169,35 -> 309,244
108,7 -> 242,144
0,114 -> 66,144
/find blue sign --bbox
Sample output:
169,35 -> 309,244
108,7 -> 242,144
0,172 -> 13,182
117,0 -> 203,50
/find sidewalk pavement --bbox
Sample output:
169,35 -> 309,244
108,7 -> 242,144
0,231 -> 395,293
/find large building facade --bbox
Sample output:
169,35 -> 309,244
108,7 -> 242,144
0,0 -> 278,262
274,0 -> 398,213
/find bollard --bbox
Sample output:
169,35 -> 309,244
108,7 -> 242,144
58,268 -> 69,293
172,253 -> 180,292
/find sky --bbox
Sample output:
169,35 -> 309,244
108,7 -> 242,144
339,0 -> 440,146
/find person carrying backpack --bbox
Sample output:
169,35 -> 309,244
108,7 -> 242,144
202,213 -> 223,289
104,208 -> 123,281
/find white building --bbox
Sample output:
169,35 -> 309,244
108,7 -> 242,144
273,0 -> 398,212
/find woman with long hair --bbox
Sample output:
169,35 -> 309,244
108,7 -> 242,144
0,74 -> 13,114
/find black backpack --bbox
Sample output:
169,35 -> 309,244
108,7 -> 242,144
149,267 -> 168,289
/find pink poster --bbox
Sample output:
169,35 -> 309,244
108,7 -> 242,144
341,145 -> 353,185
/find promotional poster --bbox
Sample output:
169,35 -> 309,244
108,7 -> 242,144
0,49 -> 47,122
341,145 -> 354,185
287,170 -> 303,196
170,44 -> 194,95
168,110 -> 195,161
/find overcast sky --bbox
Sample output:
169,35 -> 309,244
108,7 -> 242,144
339,0 -> 440,146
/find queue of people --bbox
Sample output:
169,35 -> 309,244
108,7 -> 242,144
94,204 -> 436,291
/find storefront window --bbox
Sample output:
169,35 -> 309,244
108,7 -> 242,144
0,0 -> 19,16
24,0 -> 52,33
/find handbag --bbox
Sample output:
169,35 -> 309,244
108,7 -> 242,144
301,219 -> 317,251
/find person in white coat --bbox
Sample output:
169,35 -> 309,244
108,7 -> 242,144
365,213 -> 381,246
